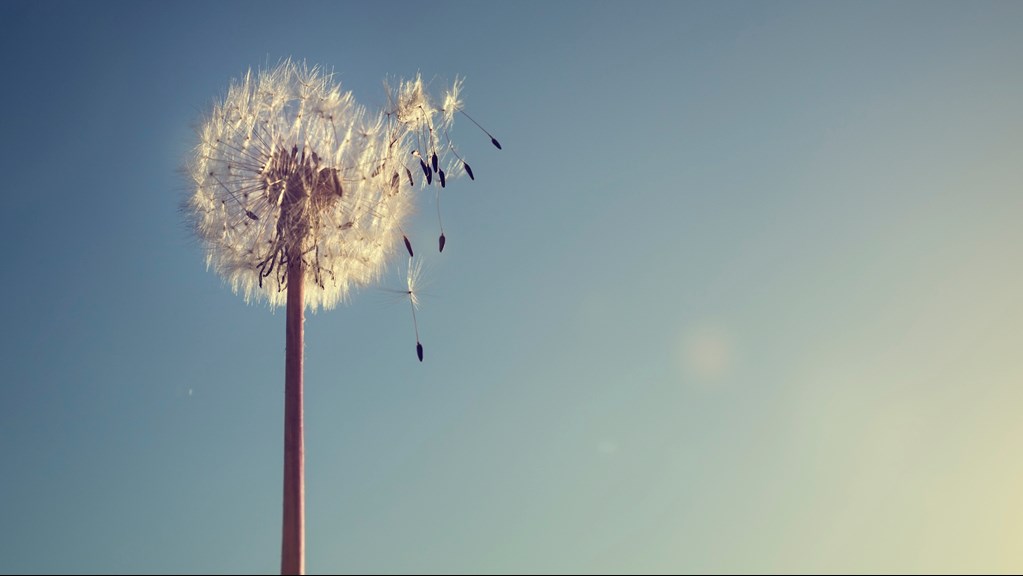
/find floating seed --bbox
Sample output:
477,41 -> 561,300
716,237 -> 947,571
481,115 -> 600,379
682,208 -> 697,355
463,162 -> 475,180
439,232 -> 446,253
491,137 -> 502,150
431,152 -> 438,172
416,342 -> 423,362
403,235 -> 414,258
439,169 -> 446,188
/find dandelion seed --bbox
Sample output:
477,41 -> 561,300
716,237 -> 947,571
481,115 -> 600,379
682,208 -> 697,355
463,161 -> 475,180
460,109 -> 503,151
431,152 -> 438,172
420,159 -> 432,185
403,235 -> 414,258
436,188 -> 446,252
324,168 -> 343,198
439,168 -> 446,188
400,257 -> 425,361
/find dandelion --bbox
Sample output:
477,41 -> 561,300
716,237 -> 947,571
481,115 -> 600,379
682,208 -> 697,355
183,59 -> 498,575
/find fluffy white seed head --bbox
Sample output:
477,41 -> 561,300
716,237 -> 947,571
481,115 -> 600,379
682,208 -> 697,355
186,60 -> 462,311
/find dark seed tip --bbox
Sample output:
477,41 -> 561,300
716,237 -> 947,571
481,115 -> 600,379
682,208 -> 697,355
439,169 -> 446,188
491,137 -> 502,150
431,153 -> 438,172
417,342 -> 424,362
403,235 -> 414,258
463,162 -> 475,180
421,160 -> 432,184
439,233 -> 446,253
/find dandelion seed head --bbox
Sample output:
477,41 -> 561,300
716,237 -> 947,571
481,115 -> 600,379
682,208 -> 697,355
186,60 -> 467,311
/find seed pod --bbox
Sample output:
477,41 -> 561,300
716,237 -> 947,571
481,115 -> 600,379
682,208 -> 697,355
403,235 -> 414,258
420,159 -> 432,185
320,167 -> 343,197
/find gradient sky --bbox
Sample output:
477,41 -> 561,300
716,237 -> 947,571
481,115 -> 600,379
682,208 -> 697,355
2,1 -> 1023,573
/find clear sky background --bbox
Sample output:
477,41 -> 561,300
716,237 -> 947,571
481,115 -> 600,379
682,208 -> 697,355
2,1 -> 1022,573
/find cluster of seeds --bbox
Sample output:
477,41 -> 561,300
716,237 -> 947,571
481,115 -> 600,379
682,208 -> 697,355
187,59 -> 499,359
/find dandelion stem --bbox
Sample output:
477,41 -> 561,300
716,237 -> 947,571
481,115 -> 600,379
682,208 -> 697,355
281,248 -> 305,575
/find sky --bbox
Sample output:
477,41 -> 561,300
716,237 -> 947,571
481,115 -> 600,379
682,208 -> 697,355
1,0 -> 1022,573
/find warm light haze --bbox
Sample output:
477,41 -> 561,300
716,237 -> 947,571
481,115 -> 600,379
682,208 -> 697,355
2,1 -> 1021,573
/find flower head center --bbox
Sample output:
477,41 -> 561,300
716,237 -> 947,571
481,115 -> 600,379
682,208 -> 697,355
260,144 -> 345,248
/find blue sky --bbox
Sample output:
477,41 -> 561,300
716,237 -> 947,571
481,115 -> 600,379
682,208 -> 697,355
2,1 -> 1023,573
